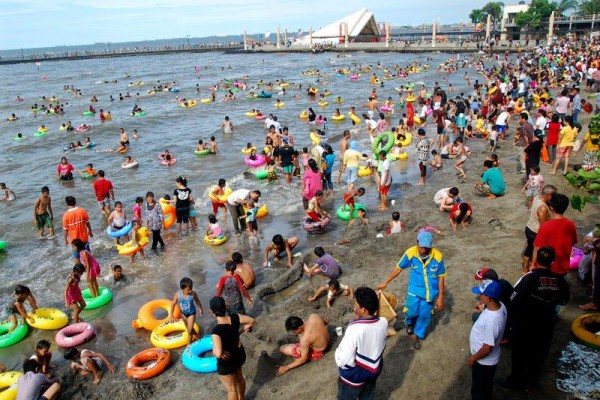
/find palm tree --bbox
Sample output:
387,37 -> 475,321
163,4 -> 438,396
579,0 -> 600,15
555,0 -> 579,16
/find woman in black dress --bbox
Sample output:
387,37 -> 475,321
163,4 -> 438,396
210,296 -> 255,400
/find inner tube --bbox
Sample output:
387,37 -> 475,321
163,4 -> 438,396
27,308 -> 68,330
257,92 -> 272,98
55,322 -> 95,348
241,147 -> 256,154
245,111 -> 258,117
182,336 -> 217,373
131,112 -> 147,117
572,313 -> 600,350
106,221 -> 133,238
0,320 -> 28,349
397,132 -> 413,147
132,299 -> 181,330
0,241 -> 6,251
13,136 -> 26,141
244,155 -> 266,167
179,100 -> 198,108
303,214 -> 331,234
203,235 -> 228,246
159,199 -> 176,229
150,320 -> 200,350
122,161 -> 139,169
82,287 -> 112,310
274,102 -> 285,108
372,131 -> 395,156
336,204 -> 366,221
388,152 -> 408,161
358,166 -> 372,177
33,131 -> 47,137
255,170 -> 270,180
116,227 -> 150,256
81,142 -> 96,150
126,348 -> 171,380
332,115 -> 346,121
208,187 -> 232,204
0,371 -> 22,400
309,131 -> 324,145
194,149 -> 210,156
82,111 -> 95,116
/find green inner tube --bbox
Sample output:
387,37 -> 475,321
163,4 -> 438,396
194,149 -> 210,156
82,111 -> 95,116
255,170 -> 269,179
0,320 -> 28,348
82,287 -> 113,310
13,137 -> 25,141
336,204 -> 366,221
372,131 -> 395,159
0,241 -> 6,251
80,173 -> 95,179
33,131 -> 47,137
134,112 -> 147,117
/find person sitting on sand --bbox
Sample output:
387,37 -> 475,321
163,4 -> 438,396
428,149 -> 443,170
387,211 -> 406,235
306,190 -> 326,222
64,348 -> 115,386
232,252 -> 255,289
276,314 -> 330,376
308,279 -> 353,308
475,160 -> 505,199
348,208 -> 369,226
263,234 -> 299,269
433,187 -> 461,212
303,246 -> 341,279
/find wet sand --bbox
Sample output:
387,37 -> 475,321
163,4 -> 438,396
45,106 -> 598,400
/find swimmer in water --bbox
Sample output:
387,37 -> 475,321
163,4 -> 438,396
0,183 -> 16,202
196,140 -> 207,151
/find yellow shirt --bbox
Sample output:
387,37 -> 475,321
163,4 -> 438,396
343,149 -> 365,168
584,132 -> 600,151
558,126 -> 577,148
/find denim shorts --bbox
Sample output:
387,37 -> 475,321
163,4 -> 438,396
347,166 -> 358,184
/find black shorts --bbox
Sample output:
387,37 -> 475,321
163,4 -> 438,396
176,207 -> 190,223
217,347 -> 246,376
248,220 -> 258,232
272,147 -> 280,158
437,126 -> 445,135
523,227 -> 537,258
441,154 -> 450,159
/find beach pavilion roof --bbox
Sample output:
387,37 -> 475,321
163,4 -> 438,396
299,8 -> 380,43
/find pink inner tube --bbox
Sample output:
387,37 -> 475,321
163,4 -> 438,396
158,155 -> 177,166
350,75 -> 358,80
426,108 -> 433,115
255,115 -> 266,120
76,125 -> 90,132
380,106 -> 392,111
55,322 -> 95,348
244,155 -> 266,167
303,215 -> 331,233
569,247 -> 584,269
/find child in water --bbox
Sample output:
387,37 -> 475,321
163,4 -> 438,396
129,220 -> 145,263
170,277 -> 204,345
133,197 -> 143,222
6,284 -> 37,331
266,160 -> 279,184
0,183 -> 15,202
196,140 -> 207,151
206,214 -> 224,239
72,239 -> 101,298
107,201 -> 129,245
83,163 -> 97,177
64,264 -> 86,323
239,201 -> 258,237
64,348 -> 115,386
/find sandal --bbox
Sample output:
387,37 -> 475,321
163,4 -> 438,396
578,303 -> 599,311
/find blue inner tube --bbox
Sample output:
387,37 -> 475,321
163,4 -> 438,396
257,93 -> 272,98
182,336 -> 217,373
106,221 -> 132,238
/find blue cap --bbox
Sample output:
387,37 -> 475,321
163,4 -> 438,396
472,279 -> 502,299
417,231 -> 433,248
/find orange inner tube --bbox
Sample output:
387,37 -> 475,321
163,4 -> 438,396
132,299 -> 181,330
126,348 -> 171,380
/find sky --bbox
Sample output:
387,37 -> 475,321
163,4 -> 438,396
0,0 -> 497,50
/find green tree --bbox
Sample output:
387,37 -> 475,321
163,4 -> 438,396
554,0 -> 579,16
470,9 -> 486,23
482,1 -> 505,26
515,0 -> 557,29
579,0 -> 600,15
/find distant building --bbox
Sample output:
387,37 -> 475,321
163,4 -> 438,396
500,2 -> 530,40
297,8 -> 381,45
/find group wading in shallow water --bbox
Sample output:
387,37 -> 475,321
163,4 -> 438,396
1,34 -> 600,400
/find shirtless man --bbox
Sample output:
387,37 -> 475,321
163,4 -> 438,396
118,128 -> 129,148
232,251 -> 255,289
221,116 -> 234,134
263,234 -> 299,268
365,97 -> 378,119
276,314 -> 330,376
208,136 -> 218,154
33,186 -> 55,239
337,130 -> 351,184
266,125 -> 280,155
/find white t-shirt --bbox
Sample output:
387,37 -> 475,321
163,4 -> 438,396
226,189 -> 250,206
264,117 -> 274,130
495,111 -> 509,126
534,116 -> 547,131
499,82 -> 508,95
380,159 -> 391,186
469,303 -> 507,366
365,119 -> 377,132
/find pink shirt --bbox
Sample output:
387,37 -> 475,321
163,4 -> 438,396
302,169 -> 323,200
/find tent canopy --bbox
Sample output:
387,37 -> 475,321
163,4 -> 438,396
299,8 -> 380,44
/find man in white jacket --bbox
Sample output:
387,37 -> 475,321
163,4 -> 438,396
335,287 -> 388,400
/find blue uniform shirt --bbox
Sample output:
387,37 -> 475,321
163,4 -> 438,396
397,246 -> 446,302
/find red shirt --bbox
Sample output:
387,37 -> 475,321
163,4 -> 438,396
534,218 -> 578,275
449,203 -> 473,220
93,178 -> 113,201
547,122 -> 561,146
57,163 -> 74,177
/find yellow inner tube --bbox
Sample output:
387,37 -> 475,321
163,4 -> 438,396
241,147 -> 256,154
208,187 -> 232,204
405,96 -> 416,102
318,101 -> 328,107
309,131 -> 321,145
572,313 -> 600,350
358,166 -> 372,177
200,98 -> 211,103
245,111 -> 258,117
0,371 -> 22,400
180,100 -> 198,108
349,113 -> 361,124
396,132 -> 413,147
203,235 -> 228,246
332,115 -> 346,121
388,152 -> 408,161
244,204 -> 268,218
26,308 -> 68,330
299,112 -> 308,119
116,227 -> 150,256
274,102 -> 285,108
151,320 -> 200,350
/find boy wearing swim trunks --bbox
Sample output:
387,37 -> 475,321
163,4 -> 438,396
276,314 -> 330,376
343,187 -> 365,220
33,186 -> 55,239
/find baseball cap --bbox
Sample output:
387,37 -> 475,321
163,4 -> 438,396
472,279 -> 502,299
474,268 -> 499,281
282,137 -> 289,143
417,231 -> 433,248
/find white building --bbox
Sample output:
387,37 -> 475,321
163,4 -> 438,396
297,8 -> 380,45
500,2 -> 530,40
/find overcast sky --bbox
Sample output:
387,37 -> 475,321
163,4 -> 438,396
0,0 -> 497,49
